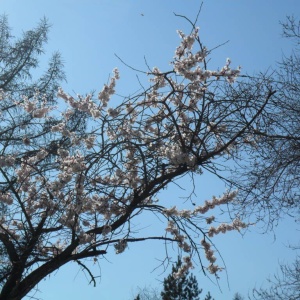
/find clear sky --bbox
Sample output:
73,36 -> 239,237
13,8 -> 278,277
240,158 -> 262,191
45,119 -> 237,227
1,1 -> 300,299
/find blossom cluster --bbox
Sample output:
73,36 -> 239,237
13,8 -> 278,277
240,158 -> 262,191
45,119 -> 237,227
201,239 -> 221,275
19,92 -> 55,118
0,192 -> 13,205
208,219 -> 247,237
173,28 -> 240,83
194,191 -> 238,214
163,190 -> 243,276
0,155 -> 15,168
173,256 -> 194,279
166,221 -> 191,253
163,190 -> 238,219
57,68 -> 119,119
98,68 -> 119,106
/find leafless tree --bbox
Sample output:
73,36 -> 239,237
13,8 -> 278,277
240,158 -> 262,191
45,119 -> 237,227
252,255 -> 300,300
230,16 -> 300,227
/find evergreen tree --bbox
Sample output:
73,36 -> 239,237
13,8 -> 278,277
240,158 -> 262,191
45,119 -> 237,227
0,15 -> 65,99
0,14 -> 65,287
161,258 -> 203,300
0,15 -> 89,294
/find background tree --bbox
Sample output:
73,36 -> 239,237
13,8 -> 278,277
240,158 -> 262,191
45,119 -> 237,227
161,257 -> 202,300
231,16 -> 300,227
0,13 -> 277,300
251,255 -> 300,300
235,16 -> 300,300
134,258 -> 214,300
0,14 -> 69,292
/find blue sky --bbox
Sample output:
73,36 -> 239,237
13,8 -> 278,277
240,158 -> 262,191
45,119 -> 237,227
1,1 -> 300,299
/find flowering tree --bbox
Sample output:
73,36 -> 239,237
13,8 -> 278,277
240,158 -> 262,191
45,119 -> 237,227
0,19 -> 276,299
